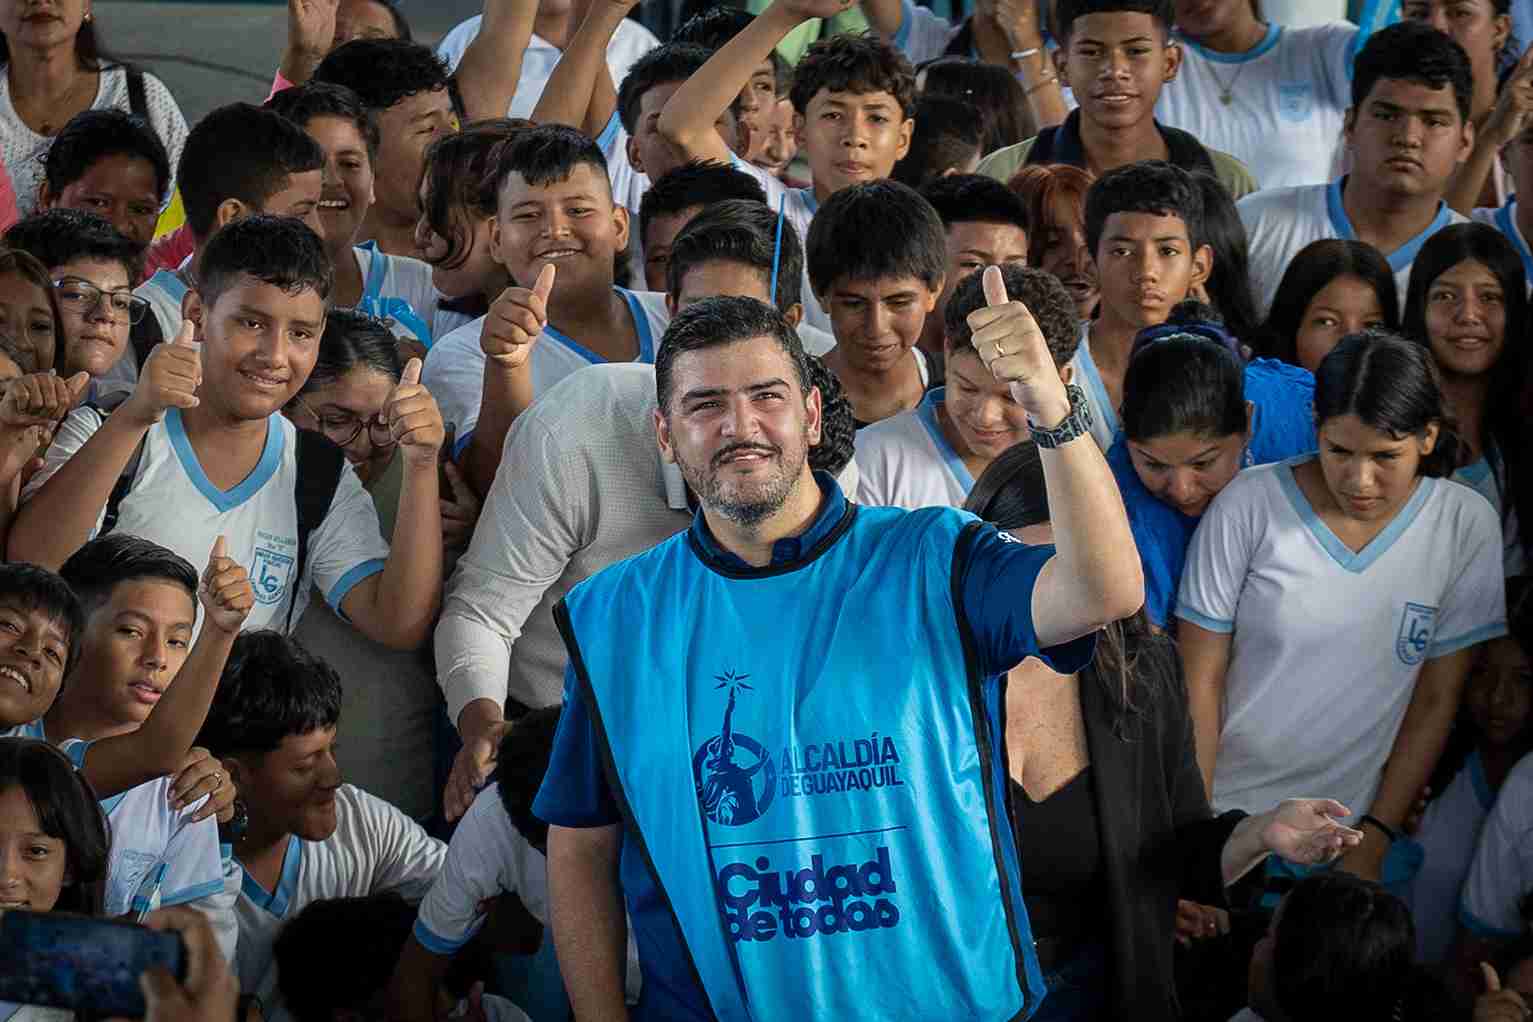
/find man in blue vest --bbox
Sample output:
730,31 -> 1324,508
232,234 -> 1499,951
533,267 -> 1145,1021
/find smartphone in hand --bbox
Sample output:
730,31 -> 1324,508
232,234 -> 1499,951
0,910 -> 185,1018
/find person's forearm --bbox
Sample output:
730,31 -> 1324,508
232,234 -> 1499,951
1188,679 -> 1222,799
1446,139 -> 1502,215
861,0 -> 904,39
1368,650 -> 1475,829
658,0 -> 804,157
457,697 -> 505,744
1219,811 -> 1270,886
532,2 -> 628,130
388,936 -> 453,1022
1016,52 -> 1067,130
461,363 -> 531,498
549,827 -> 630,1022
456,0 -> 537,123
436,611 -> 514,725
356,461 -> 443,649
8,414 -> 148,568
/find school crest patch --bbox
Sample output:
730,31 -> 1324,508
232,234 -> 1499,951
252,546 -> 295,606
106,850 -> 161,917
1396,602 -> 1437,666
1278,83 -> 1314,123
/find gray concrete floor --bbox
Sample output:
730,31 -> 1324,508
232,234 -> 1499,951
95,1 -> 487,124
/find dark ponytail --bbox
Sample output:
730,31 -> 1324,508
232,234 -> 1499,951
1313,330 -> 1461,478
1122,312 -> 1247,443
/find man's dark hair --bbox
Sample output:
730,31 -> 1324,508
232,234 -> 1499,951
890,94 -> 983,190
639,161 -> 766,250
1053,0 -> 1175,43
920,173 -> 1030,235
1084,160 -> 1204,259
806,180 -> 946,297
656,296 -> 810,414
617,43 -> 716,135
312,38 -> 450,113
265,81 -> 380,158
668,198 -> 803,312
59,535 -> 198,620
790,32 -> 917,118
197,215 -> 333,312
4,209 -> 142,282
1351,21 -> 1473,123
42,108 -> 172,208
494,706 -> 561,852
196,630 -> 342,759
944,265 -> 1080,370
274,893 -> 416,1022
178,103 -> 325,239
0,563 -> 85,679
490,124 -> 610,198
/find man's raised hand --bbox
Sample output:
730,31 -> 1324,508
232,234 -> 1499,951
968,265 -> 1070,426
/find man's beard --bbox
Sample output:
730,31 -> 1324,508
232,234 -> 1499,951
675,428 -> 810,527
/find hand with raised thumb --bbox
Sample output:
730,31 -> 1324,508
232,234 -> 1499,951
0,370 -> 90,430
483,263 -> 554,371
966,265 -> 1071,426
1475,962 -> 1532,1022
200,534 -> 254,634
387,356 -> 446,466
123,319 -> 201,428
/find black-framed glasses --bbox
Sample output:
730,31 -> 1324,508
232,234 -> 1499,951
294,396 -> 395,449
52,277 -> 151,325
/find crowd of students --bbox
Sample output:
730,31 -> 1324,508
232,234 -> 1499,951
0,0 -> 1529,1018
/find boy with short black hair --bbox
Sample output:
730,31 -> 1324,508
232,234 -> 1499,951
656,0 -> 919,333
890,93 -> 985,191
198,629 -> 445,1021
421,124 -> 671,496
807,179 -> 945,427
1240,20 -> 1474,315
916,173 -> 1032,375
46,534 -> 254,959
1077,160 -> 1212,449
857,264 -> 1080,509
976,0 -> 1256,199
637,161 -> 766,293
37,108 -> 172,253
13,215 -> 445,651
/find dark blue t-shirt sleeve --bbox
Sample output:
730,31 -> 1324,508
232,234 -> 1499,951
532,664 -> 622,828
959,523 -> 1097,676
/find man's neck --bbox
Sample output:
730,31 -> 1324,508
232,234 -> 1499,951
547,284 -> 634,360
43,699 -> 136,744
1077,115 -> 1169,177
359,207 -> 422,260
1089,311 -> 1141,371
702,469 -> 823,568
177,401 -> 271,478
1195,15 -> 1268,54
6,41 -> 80,100
1439,371 -> 1489,457
1341,176 -> 1443,255
234,822 -> 293,891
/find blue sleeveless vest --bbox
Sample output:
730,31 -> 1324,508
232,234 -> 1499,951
557,502 -> 1046,1021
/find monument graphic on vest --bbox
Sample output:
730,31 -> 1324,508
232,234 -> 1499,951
693,670 -> 776,826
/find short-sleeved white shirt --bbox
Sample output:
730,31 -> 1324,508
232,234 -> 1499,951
96,776 -> 223,918
422,288 -> 669,457
1176,459 -> 1507,820
855,387 -> 972,509
1473,199 -> 1533,285
1239,180 -> 1466,317
1155,24 -> 1356,189
1,65 -> 188,218
234,784 -> 445,1022
353,243 -> 472,344
1460,751 -> 1533,940
24,409 -> 390,633
435,15 -> 659,121
1407,750 -> 1498,963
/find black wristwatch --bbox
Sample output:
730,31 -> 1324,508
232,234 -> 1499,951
1027,383 -> 1093,448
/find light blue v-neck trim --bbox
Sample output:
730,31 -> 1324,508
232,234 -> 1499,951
1326,178 -> 1453,272
1177,22 -> 1281,63
797,187 -> 818,215
913,388 -> 975,494
240,834 -> 302,918
166,409 -> 285,513
1276,456 -> 1436,573
545,287 -> 656,366
1493,200 -> 1533,282
1076,333 -> 1120,438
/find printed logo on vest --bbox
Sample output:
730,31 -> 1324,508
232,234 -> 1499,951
780,735 -> 904,798
1396,602 -> 1437,666
718,846 -> 900,943
1278,83 -> 1313,123
693,671 -> 776,826
252,546 -> 295,606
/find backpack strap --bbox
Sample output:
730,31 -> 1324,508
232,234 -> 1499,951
129,307 -> 164,371
287,429 -> 348,631
125,67 -> 148,122
87,394 -> 145,537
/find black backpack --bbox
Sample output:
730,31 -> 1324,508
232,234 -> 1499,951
95,397 -> 348,631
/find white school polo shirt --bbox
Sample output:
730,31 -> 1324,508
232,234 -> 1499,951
855,388 -> 973,509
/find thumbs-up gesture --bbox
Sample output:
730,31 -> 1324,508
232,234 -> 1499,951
199,536 -> 255,635
0,371 -> 88,431
482,263 -> 554,371
1474,963 -> 1531,1022
121,320 -> 201,428
967,265 -> 1071,427
385,358 -> 446,467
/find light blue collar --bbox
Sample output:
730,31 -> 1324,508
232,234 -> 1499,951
239,834 -> 303,918
1176,21 -> 1282,63
1276,456 -> 1436,573
166,409 -> 286,513
914,388 -> 975,494
545,288 -> 656,365
1326,178 -> 1453,271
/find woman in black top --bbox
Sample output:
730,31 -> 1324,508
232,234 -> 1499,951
964,443 -> 1363,1021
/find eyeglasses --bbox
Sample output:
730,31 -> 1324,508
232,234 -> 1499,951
52,278 -> 151,325
293,396 -> 395,449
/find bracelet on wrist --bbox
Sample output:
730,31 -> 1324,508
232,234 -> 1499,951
1359,814 -> 1398,844
1009,47 -> 1042,60
1024,72 -> 1059,95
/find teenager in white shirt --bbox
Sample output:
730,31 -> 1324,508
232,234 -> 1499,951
1471,114 -> 1533,280
1157,0 -> 1356,188
637,162 -> 767,294
14,216 -> 445,650
1253,238 -> 1398,372
196,631 -> 445,1022
1459,750 -> 1533,965
1239,22 -> 1474,317
1180,332 -> 1506,889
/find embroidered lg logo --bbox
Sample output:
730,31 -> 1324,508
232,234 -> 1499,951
1396,602 -> 1437,666
693,670 -> 776,826
1278,83 -> 1313,123
106,850 -> 162,917
252,546 -> 295,606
